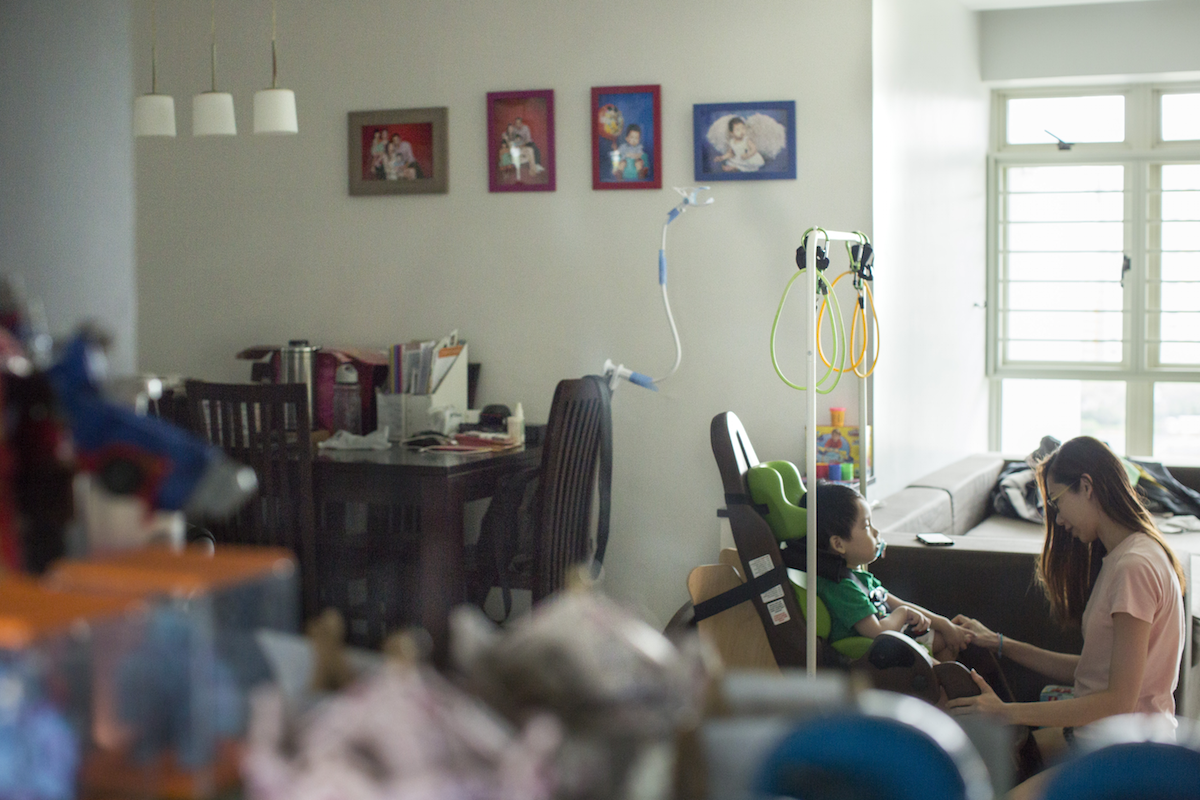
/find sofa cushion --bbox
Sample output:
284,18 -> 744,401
907,455 -> 1007,536
872,487 -> 952,536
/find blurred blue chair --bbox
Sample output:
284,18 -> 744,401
752,692 -> 993,800
1040,714 -> 1200,800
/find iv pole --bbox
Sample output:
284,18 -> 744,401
801,227 -> 871,675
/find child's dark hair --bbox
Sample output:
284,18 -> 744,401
625,123 -> 641,136
799,482 -> 864,552
727,116 -> 746,131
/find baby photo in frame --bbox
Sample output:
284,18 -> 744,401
693,101 -> 796,182
487,89 -> 555,192
348,107 -> 448,196
592,85 -> 661,190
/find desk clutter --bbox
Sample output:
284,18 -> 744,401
238,331 -> 479,442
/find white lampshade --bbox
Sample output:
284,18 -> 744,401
134,93 -> 177,137
192,91 -> 236,136
253,88 -> 297,134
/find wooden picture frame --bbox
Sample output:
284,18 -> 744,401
592,85 -> 661,190
487,89 -> 555,192
693,101 -> 797,182
348,107 -> 448,196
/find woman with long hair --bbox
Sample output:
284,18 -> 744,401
947,436 -> 1186,794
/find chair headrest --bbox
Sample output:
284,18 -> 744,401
747,460 -> 807,542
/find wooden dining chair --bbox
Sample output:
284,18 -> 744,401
470,375 -> 612,617
183,380 -> 319,618
531,375 -> 613,602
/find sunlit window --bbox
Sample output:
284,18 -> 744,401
1161,93 -> 1200,141
1154,383 -> 1200,460
1000,165 -> 1125,363
993,86 -> 1200,460
1001,379 -> 1125,455
1006,95 -> 1125,145
1151,164 -> 1200,368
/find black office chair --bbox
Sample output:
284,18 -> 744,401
470,375 -> 612,618
184,380 -> 319,618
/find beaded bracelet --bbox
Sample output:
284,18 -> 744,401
997,633 -> 1004,660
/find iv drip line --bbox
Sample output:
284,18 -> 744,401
652,186 -> 712,384
604,186 -> 713,392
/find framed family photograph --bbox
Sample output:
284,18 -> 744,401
487,89 -> 555,192
591,85 -> 661,190
693,101 -> 796,182
348,107 -> 448,196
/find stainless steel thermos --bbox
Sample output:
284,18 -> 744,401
279,339 -> 319,429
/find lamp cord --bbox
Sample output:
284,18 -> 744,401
150,0 -> 158,93
270,0 -> 279,89
209,0 -> 217,92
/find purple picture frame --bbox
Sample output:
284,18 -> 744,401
487,89 -> 555,192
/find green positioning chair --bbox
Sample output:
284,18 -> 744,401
700,411 -> 977,706
745,458 -> 874,661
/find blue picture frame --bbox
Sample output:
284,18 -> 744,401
693,101 -> 797,181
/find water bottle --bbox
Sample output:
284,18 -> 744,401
332,363 -> 362,435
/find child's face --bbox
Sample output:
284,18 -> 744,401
832,498 -> 880,569
625,129 -> 641,147
730,121 -> 747,139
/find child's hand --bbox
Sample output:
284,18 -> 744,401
939,620 -> 974,654
952,615 -> 1000,651
902,607 -> 931,635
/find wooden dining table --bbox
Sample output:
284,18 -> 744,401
313,443 -> 541,666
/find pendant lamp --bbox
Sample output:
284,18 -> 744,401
133,0 -> 176,137
253,0 -> 298,134
192,0 -> 236,136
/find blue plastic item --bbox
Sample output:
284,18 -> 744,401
1040,741 -> 1200,800
754,713 -> 979,800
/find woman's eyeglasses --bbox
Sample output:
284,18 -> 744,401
1045,479 -> 1078,516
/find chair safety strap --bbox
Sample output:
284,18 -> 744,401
724,492 -> 769,515
692,563 -> 787,623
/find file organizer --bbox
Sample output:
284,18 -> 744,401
376,342 -> 469,441
46,545 -> 299,799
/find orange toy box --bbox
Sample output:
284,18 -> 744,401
45,546 -> 299,799
0,575 -> 146,800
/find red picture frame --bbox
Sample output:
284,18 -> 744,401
591,85 -> 662,190
487,89 -> 555,193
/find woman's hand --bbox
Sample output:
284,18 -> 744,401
945,670 -> 1010,720
952,615 -> 1001,652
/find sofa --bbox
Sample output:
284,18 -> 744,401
866,454 -> 1200,716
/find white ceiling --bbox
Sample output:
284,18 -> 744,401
960,0 -> 1156,8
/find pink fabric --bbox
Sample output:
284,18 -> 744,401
1075,533 -> 1185,721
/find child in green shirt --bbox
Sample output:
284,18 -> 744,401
802,483 -> 973,662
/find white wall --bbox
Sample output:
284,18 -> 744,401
136,0 -> 874,625
0,0 -> 136,372
981,0 -> 1200,83
871,0 -> 991,497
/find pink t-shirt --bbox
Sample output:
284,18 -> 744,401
1075,533 -> 1185,721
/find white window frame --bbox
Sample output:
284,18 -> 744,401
987,83 -> 1200,456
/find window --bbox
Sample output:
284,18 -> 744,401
989,85 -> 1200,460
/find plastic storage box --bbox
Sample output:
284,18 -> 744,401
46,545 -> 300,799
0,575 -> 145,800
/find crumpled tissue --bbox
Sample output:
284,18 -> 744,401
317,427 -> 392,451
